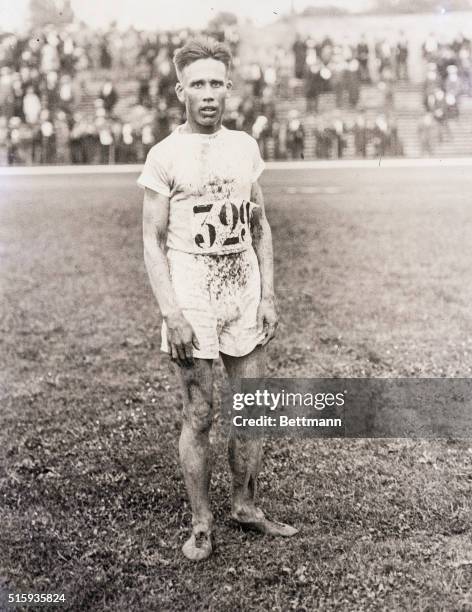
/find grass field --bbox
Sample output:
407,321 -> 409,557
1,166 -> 472,611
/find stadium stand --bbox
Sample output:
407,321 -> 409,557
1,22 -> 471,164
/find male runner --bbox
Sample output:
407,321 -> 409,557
139,37 -> 298,561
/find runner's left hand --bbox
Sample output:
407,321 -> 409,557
257,297 -> 278,346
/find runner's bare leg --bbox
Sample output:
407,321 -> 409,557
176,358 -> 215,560
221,345 -> 298,537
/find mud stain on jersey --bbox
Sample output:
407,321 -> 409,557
207,177 -> 235,200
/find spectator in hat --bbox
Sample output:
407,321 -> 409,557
137,59 -> 153,108
356,34 -> 370,83
0,67 -> 14,116
70,113 -> 87,164
55,110 -> 71,164
11,77 -> 25,120
353,109 -> 369,158
388,115 -> 403,156
305,62 -> 322,112
18,120 -> 34,164
96,116 -> 114,164
99,37 -> 113,69
330,111 -> 347,159
83,120 -> 99,164
0,116 -> 8,165
314,116 -> 332,159
293,34 -> 307,79
423,65 -> 440,108
248,63 -> 264,98
330,50 -> 346,109
153,99 -> 170,143
60,31 -> 76,75
99,80 -> 118,114
445,91 -> 459,119
139,117 -> 156,161
39,109 -> 56,164
431,88 -> 449,141
31,119 -> 42,164
396,31 -> 409,80
238,89 -> 258,134
23,85 -> 42,125
378,67 -> 395,111
43,70 -> 59,113
422,33 -> 438,62
346,58 -> 361,108
155,52 -> 175,104
418,112 -> 435,156
252,114 -> 270,159
372,114 -> 392,157
445,65 -> 461,98
40,34 -> 60,74
116,122 -> 137,163
286,109 -> 305,159
58,74 -> 74,117
7,117 -> 22,164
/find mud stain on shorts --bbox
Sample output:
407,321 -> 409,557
203,251 -> 251,301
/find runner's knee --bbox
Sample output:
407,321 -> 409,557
182,381 -> 213,433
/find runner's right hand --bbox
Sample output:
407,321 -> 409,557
165,310 -> 200,368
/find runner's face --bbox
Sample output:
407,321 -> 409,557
176,58 -> 231,133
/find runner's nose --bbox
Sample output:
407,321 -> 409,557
202,86 -> 215,101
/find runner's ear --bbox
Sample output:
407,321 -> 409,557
175,81 -> 185,104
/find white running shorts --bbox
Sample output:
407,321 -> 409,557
161,247 -> 265,359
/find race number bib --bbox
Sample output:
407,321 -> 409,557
191,199 -> 258,252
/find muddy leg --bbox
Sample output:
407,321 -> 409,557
221,345 -> 298,537
176,358 -> 215,560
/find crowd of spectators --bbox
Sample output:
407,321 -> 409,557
226,31 -> 408,159
230,32 -> 409,160
233,32 -> 411,121
422,32 -> 472,95
2,21 -> 472,165
289,32 -> 409,112
244,106 -> 403,161
417,32 -> 472,154
0,22 -> 237,165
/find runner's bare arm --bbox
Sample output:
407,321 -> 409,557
250,181 -> 278,346
142,187 -> 199,367
143,188 -> 178,316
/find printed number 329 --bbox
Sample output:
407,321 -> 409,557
193,200 -> 252,249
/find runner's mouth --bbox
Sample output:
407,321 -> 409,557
200,107 -> 218,115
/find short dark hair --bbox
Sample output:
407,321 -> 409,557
173,37 -> 232,78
